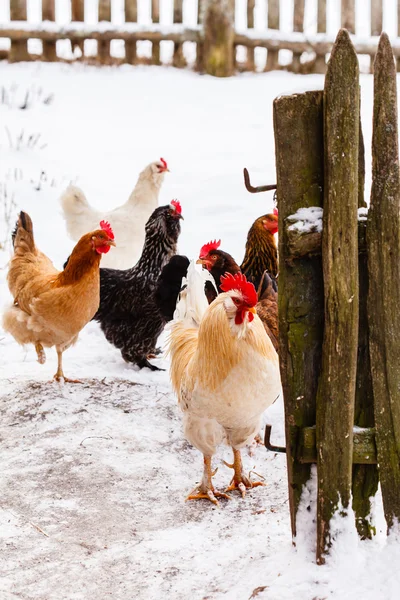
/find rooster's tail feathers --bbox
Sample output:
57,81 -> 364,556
12,211 -> 35,254
60,185 -> 90,216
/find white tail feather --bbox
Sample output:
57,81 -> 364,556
172,260 -> 217,328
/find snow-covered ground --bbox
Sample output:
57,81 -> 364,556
0,61 -> 398,600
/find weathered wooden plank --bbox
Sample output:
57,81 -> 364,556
370,0 -> 383,72
98,0 -> 112,64
265,0 -> 280,71
341,0 -> 356,33
397,0 -> 400,71
125,0 -> 138,64
9,0 -> 29,62
368,32 -> 400,532
71,0 -> 85,55
246,0 -> 255,71
196,0 -> 205,71
273,90 -> 324,538
202,0 -> 235,77
299,426 -> 377,465
173,0 -> 186,68
315,0 -> 327,73
42,0 -> 56,61
292,0 -> 305,73
316,29 -> 360,564
152,0 -> 161,65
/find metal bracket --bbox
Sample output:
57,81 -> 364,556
264,424 -> 286,454
243,168 -> 277,194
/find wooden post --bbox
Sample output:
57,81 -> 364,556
397,1 -> 400,71
246,0 -> 255,71
291,0 -> 305,73
9,0 -> 29,62
316,29 -> 359,564
370,0 -> 383,72
42,0 -> 57,61
125,0 -> 137,65
196,0 -> 205,71
98,0 -> 112,64
315,0 -> 327,73
265,0 -> 280,71
273,90 -> 324,539
341,0 -> 356,33
173,0 -> 186,68
71,0 -> 85,56
352,115 -> 379,540
152,0 -> 161,65
368,33 -> 400,532
202,0 -> 235,77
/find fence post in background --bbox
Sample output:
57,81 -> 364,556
125,0 -> 137,65
42,0 -> 57,61
9,0 -> 29,62
367,33 -> 400,532
316,29 -> 359,564
370,0 -> 383,72
352,113 -> 379,540
397,1 -> 400,71
265,0 -> 280,71
314,0 -> 327,73
152,0 -> 161,65
246,0 -> 255,71
202,0 -> 235,77
71,0 -> 85,56
291,0 -> 305,73
173,0 -> 186,68
98,0 -> 111,64
196,0 -> 205,71
273,90 -> 324,539
341,0 -> 355,33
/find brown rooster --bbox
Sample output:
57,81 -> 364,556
240,209 -> 278,292
2,212 -> 115,382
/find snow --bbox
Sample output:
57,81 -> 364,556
358,206 -> 369,221
287,206 -> 323,234
0,59 -> 399,599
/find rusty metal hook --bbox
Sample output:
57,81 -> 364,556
264,424 -> 286,454
243,168 -> 277,194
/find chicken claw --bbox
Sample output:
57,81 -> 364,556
224,449 -> 265,498
35,343 -> 46,365
186,456 -> 231,507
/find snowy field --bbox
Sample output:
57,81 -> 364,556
0,61 -> 399,600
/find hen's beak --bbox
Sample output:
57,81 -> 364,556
196,258 -> 206,265
248,307 -> 256,314
107,240 -> 116,247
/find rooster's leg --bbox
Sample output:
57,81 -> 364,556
53,349 -> 81,384
137,357 -> 165,372
225,448 -> 265,498
186,455 -> 231,506
35,343 -> 46,365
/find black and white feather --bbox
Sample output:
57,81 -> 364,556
93,203 -> 182,370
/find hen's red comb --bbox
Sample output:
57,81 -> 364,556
170,199 -> 182,214
220,272 -> 258,307
199,239 -> 221,259
160,157 -> 167,169
100,220 -> 114,240
273,207 -> 278,216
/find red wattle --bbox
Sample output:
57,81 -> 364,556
96,245 -> 110,254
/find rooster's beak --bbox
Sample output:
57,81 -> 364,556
248,307 -> 256,314
196,258 -> 206,265
108,240 -> 116,247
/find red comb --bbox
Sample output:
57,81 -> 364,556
220,272 -> 258,307
99,220 -> 114,240
199,239 -> 221,259
273,207 -> 278,216
160,157 -> 167,169
170,199 -> 182,214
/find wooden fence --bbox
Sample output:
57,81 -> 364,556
2,0 -> 400,75
273,29 -> 400,563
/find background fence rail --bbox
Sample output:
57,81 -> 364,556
2,0 -> 400,75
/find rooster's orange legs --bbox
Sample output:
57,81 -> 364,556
53,349 -> 81,384
186,455 -> 231,506
224,448 -> 265,498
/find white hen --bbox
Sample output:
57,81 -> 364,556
60,158 -> 169,269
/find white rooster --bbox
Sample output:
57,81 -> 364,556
60,158 -> 169,269
168,269 -> 281,506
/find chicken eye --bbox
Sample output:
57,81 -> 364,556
232,297 -> 240,305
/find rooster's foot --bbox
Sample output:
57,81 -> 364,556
224,449 -> 265,498
186,487 -> 231,506
35,343 -> 46,365
53,373 -> 82,384
137,358 -> 165,372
